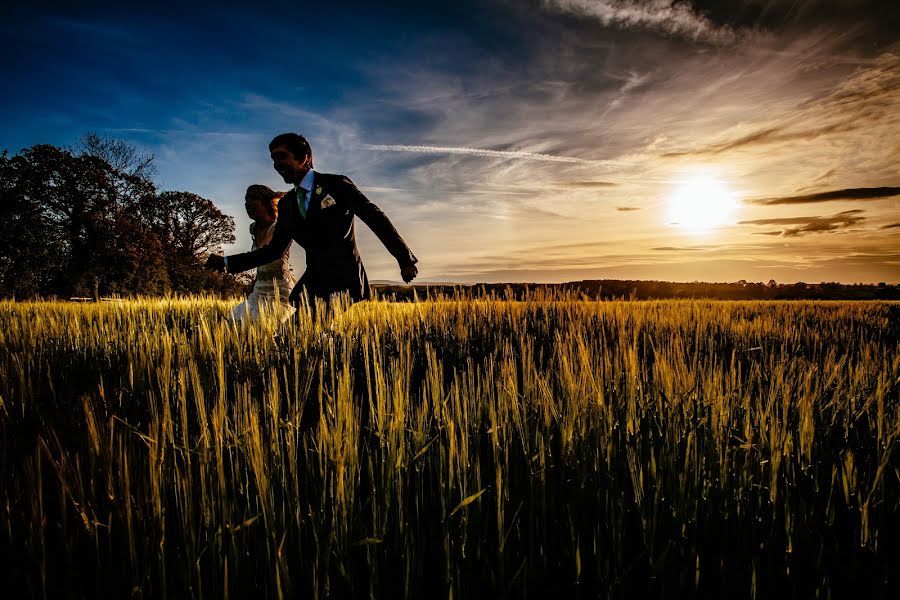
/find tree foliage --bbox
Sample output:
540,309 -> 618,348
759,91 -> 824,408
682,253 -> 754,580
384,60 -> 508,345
0,135 -> 244,298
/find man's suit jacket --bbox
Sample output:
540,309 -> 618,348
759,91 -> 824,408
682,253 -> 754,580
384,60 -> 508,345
226,172 -> 416,301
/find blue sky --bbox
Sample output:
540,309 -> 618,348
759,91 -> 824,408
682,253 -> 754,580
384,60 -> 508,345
2,0 -> 899,283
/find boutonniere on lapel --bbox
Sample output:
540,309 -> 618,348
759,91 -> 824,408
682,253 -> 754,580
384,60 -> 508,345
320,194 -> 337,209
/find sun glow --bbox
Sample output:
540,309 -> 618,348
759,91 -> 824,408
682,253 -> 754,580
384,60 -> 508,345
667,175 -> 738,232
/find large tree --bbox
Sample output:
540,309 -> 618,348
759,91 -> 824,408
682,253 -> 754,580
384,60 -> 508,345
0,149 -> 60,297
137,191 -> 237,294
0,143 -> 159,297
0,136 -> 243,298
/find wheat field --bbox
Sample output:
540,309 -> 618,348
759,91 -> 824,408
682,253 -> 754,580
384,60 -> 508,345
1,294 -> 898,598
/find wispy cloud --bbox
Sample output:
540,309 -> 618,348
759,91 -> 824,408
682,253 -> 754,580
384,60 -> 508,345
740,210 -> 867,236
361,186 -> 408,193
564,181 -> 619,188
361,143 -> 631,167
616,206 -> 641,211
748,186 -> 900,205
654,49 -> 900,178
660,122 -> 853,158
543,0 -> 739,44
653,246 -> 704,251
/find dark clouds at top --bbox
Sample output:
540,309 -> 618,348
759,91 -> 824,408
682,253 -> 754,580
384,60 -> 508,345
695,0 -> 900,34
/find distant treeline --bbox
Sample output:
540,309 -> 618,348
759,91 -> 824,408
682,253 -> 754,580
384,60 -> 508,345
0,134 -> 247,299
376,279 -> 900,301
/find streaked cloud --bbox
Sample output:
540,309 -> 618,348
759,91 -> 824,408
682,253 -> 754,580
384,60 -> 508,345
748,186 -> 900,205
361,186 -> 408,193
542,0 -> 738,44
740,210 -> 867,236
660,122 -> 853,159
563,181 -> 618,188
654,48 -> 900,173
361,144 -> 631,167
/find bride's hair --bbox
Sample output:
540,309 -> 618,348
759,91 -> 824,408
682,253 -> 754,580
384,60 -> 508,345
245,184 -> 285,220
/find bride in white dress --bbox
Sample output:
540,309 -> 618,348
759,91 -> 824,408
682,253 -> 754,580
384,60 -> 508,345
229,185 -> 295,323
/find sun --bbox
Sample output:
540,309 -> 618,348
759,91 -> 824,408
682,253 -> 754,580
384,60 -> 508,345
667,175 -> 738,232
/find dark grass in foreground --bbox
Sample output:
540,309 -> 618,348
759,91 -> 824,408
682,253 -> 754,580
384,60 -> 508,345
1,295 -> 898,598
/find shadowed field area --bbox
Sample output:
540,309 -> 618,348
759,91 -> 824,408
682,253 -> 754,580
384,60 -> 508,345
1,295 -> 898,598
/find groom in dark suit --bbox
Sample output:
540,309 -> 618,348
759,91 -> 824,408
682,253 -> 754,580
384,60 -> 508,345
206,133 -> 418,309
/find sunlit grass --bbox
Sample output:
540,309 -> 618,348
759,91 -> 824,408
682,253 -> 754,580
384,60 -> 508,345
1,294 -> 898,597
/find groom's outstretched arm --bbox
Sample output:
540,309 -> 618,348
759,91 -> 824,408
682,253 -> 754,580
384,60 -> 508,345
225,197 -> 293,274
336,176 -> 417,268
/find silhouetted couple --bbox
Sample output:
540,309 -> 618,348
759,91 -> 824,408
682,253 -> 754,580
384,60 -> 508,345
206,133 -> 418,321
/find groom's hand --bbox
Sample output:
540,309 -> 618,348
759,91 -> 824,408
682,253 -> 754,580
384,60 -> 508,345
400,264 -> 418,284
205,254 -> 226,272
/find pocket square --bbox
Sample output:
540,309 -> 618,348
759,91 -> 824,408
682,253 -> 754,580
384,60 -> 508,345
320,195 -> 337,209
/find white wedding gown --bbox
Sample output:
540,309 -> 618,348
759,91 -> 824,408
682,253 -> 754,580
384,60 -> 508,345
229,222 -> 295,323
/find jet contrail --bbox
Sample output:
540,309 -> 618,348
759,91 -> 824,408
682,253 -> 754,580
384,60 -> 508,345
362,144 -> 631,166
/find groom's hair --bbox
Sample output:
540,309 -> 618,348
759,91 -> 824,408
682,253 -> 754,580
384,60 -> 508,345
269,133 -> 313,168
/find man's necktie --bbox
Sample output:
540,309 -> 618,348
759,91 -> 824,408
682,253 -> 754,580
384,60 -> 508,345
297,187 -> 308,219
